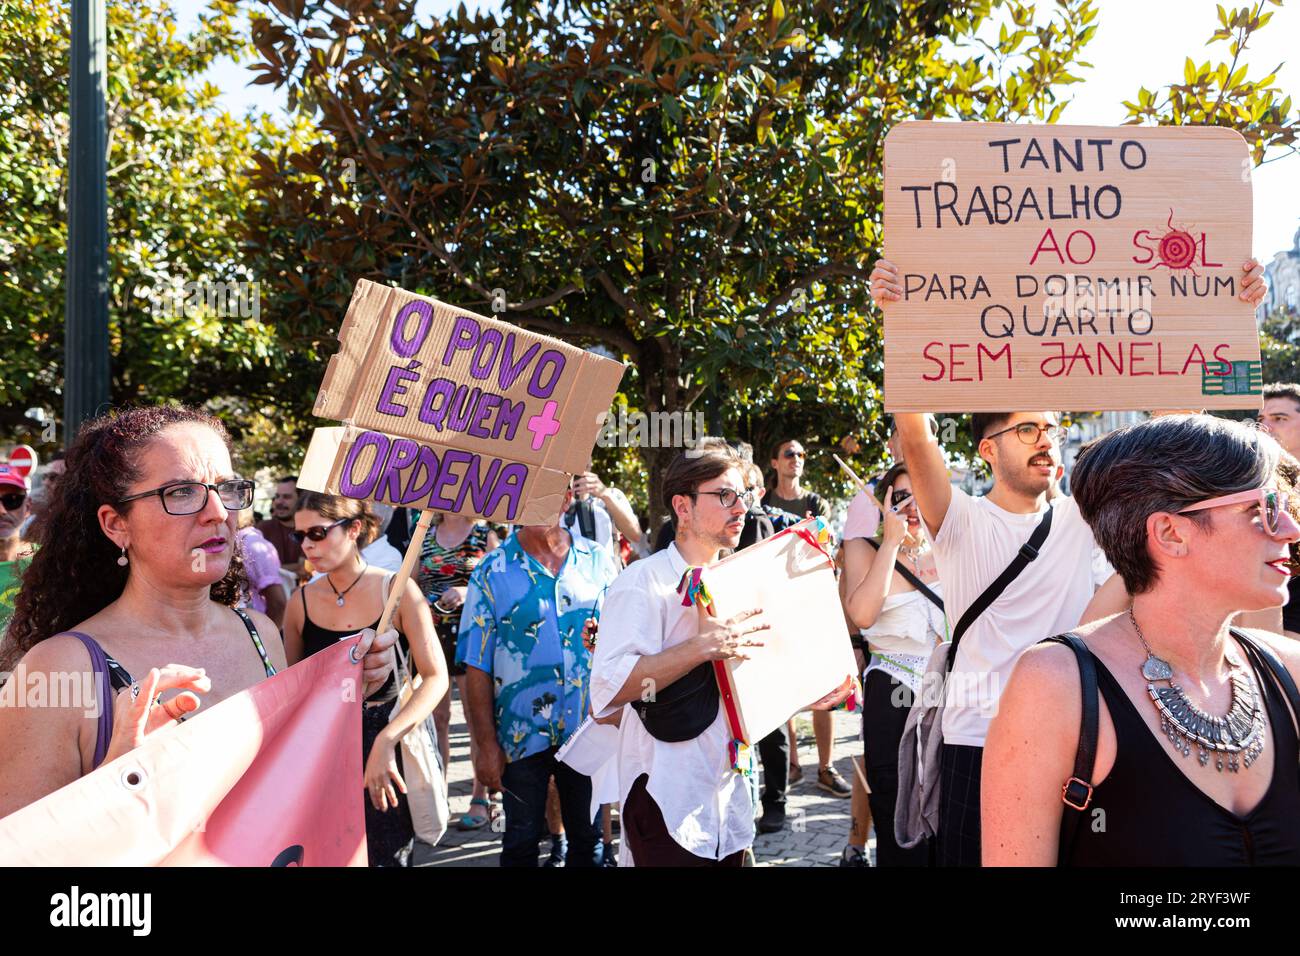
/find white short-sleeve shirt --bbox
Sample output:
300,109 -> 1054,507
933,490 -> 1112,747
589,544 -> 754,861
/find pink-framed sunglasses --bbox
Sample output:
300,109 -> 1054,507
1178,488 -> 1291,536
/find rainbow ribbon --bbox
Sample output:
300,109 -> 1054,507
676,566 -> 714,611
838,675 -> 864,713
729,738 -> 756,776
791,516 -> 834,563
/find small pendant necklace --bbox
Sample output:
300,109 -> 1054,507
1128,608 -> 1265,773
328,560 -> 368,607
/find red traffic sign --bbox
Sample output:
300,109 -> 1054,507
7,445 -> 37,478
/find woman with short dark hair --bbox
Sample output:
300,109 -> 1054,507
984,414 -> 1300,865
0,406 -> 396,820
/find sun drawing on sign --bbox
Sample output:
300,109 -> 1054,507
1147,209 -> 1201,274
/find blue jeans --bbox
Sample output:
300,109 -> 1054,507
499,747 -> 600,867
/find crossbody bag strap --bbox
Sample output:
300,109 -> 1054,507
1041,632 -> 1099,866
945,505 -> 1054,673
864,538 -> 944,612
1230,628 -> 1300,738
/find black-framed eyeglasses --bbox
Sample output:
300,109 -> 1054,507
117,479 -> 254,516
692,487 -> 755,510
292,517 -> 353,544
890,489 -> 913,508
985,422 -> 1067,445
0,492 -> 26,511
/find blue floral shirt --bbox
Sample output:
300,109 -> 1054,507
457,532 -> 617,762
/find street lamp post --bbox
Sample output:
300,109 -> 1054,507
64,0 -> 111,442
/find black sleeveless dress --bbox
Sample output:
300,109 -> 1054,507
1064,646 -> 1300,866
300,587 -> 413,867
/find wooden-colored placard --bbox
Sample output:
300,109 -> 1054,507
882,122 -> 1260,412
299,280 -> 626,524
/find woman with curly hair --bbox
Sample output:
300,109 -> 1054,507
0,405 -> 396,818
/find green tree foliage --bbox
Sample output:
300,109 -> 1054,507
1122,1 -> 1297,164
0,0 -> 309,466
245,0 -> 1101,521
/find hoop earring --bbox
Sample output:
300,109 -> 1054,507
117,545 -> 128,567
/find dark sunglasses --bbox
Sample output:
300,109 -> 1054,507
783,449 -> 806,459
890,489 -> 913,508
292,516 -> 353,543
0,492 -> 26,511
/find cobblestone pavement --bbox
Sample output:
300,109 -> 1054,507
413,684 -> 875,868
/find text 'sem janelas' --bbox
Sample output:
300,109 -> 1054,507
300,281 -> 626,524
881,122 -> 1261,412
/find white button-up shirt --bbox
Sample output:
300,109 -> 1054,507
589,544 -> 754,861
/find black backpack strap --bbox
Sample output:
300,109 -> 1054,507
1230,628 -> 1300,737
864,538 -> 944,612
1041,632 -> 1098,866
945,505 -> 1054,673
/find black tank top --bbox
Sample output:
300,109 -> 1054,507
299,577 -> 405,702
1283,577 -> 1300,634
1065,646 -> 1300,866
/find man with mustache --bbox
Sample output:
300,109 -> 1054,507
871,257 -> 1269,866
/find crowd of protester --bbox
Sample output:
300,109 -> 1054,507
1,253 -> 1298,867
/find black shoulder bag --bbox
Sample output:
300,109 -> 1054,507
1040,632 -> 1099,866
944,505 -> 1054,674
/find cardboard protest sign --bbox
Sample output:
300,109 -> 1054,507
300,280 -> 626,524
703,518 -> 858,745
882,122 -> 1260,411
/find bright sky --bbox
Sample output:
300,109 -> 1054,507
181,0 -> 1299,260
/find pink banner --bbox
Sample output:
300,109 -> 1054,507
0,641 -> 366,866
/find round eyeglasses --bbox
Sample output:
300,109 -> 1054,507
692,487 -> 755,510
117,479 -> 255,516
985,422 -> 1067,445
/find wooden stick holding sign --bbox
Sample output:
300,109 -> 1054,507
832,454 -> 888,515
376,509 -> 436,634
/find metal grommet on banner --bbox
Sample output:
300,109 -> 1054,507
120,766 -> 147,791
349,643 -> 363,664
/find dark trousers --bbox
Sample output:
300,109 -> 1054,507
757,726 -> 789,810
499,747 -> 599,867
937,743 -> 984,867
623,774 -> 746,867
862,670 -> 932,867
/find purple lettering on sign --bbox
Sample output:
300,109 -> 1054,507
391,301 -> 434,358
455,456 -> 501,514
429,449 -> 474,510
339,432 -> 388,499
468,393 -> 501,439
446,385 -> 480,432
418,378 -> 456,430
376,362 -> 419,417
527,350 -> 566,399
470,327 -> 504,381
494,399 -> 525,441
498,335 -> 540,390
377,439 -> 420,503
441,316 -> 480,367
485,462 -> 529,521
403,444 -> 441,505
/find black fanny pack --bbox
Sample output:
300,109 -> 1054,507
629,661 -> 720,742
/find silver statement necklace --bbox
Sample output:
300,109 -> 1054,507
328,560 -> 368,607
1129,608 -> 1265,773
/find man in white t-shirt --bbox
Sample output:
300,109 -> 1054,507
894,409 -> 1126,866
